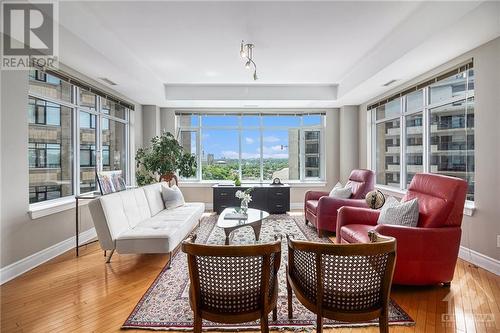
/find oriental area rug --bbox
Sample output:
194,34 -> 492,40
123,214 -> 414,331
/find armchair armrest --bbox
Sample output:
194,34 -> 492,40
374,224 -> 461,246
317,197 -> 367,217
374,225 -> 462,284
304,190 -> 329,202
336,206 -> 380,242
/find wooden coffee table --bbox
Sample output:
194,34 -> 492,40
217,207 -> 270,245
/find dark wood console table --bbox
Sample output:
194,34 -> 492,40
212,184 -> 290,215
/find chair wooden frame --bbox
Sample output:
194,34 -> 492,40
182,235 -> 282,333
286,231 -> 396,333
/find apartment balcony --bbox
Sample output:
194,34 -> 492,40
386,146 -> 400,154
386,127 -> 400,136
386,164 -> 400,172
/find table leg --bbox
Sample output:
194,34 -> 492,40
252,222 -> 262,242
224,229 -> 232,245
75,197 -> 79,257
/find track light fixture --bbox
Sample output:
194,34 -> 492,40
240,40 -> 258,81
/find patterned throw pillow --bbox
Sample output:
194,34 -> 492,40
329,182 -> 352,199
377,196 -> 419,227
161,184 -> 186,209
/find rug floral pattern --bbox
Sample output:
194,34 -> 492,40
123,214 -> 414,330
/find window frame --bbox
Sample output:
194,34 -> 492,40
371,68 -> 475,201
177,113 -> 326,183
28,70 -> 131,209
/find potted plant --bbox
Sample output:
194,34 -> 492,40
135,131 -> 197,186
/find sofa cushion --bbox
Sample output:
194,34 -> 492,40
120,188 -> 152,228
143,182 -> 166,216
161,184 -> 186,209
306,200 -> 319,213
339,224 -> 373,243
116,202 -> 205,253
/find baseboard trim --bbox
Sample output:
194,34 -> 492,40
0,227 -> 97,285
459,245 -> 500,275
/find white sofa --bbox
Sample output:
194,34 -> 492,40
88,182 -> 205,265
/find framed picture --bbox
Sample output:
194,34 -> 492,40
96,170 -> 126,195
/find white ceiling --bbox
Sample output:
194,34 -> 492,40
57,1 -> 500,108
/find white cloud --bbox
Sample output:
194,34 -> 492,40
245,137 -> 255,144
263,136 -> 280,143
221,150 -> 239,159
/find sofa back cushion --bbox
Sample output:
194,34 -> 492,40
348,169 -> 375,199
95,187 -> 151,242
143,182 -> 166,216
402,173 -> 468,228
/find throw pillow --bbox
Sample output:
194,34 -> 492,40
161,184 -> 186,209
329,182 -> 352,199
377,196 -> 419,227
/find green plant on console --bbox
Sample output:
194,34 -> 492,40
135,131 -> 197,186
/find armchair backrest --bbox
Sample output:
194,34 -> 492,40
182,237 -> 281,317
287,232 -> 396,314
402,173 -> 468,228
347,169 -> 375,199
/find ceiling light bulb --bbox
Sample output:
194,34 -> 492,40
245,61 -> 251,69
240,41 -> 246,58
253,71 -> 258,81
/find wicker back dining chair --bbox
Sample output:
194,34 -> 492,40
286,231 -> 396,333
182,235 -> 282,333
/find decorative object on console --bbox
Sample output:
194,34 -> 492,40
328,181 -> 352,199
271,177 -> 282,185
377,197 -> 419,227
161,184 -> 186,209
336,173 -> 468,286
135,131 -> 196,186
304,169 -> 374,237
96,170 -> 126,195
365,189 -> 386,209
122,214 -> 414,330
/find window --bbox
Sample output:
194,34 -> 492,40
28,70 -> 131,204
176,113 -> 325,182
371,65 -> 475,200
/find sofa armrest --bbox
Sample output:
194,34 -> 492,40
305,190 -> 329,202
317,197 -> 368,217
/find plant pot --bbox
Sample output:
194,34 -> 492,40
160,173 -> 178,185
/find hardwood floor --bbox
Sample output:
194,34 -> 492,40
1,234 -> 499,332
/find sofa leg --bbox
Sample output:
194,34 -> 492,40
105,249 -> 115,263
305,219 -> 308,226
317,229 -> 323,238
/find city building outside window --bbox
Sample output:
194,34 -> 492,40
28,70 -> 130,205
372,66 -> 475,201
176,113 -> 325,182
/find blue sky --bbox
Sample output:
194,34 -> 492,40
185,115 -> 321,159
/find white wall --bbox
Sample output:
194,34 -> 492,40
358,37 -> 500,261
339,106 -> 360,183
0,67 -> 141,270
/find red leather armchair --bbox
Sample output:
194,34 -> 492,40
304,169 -> 374,237
336,173 -> 468,286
